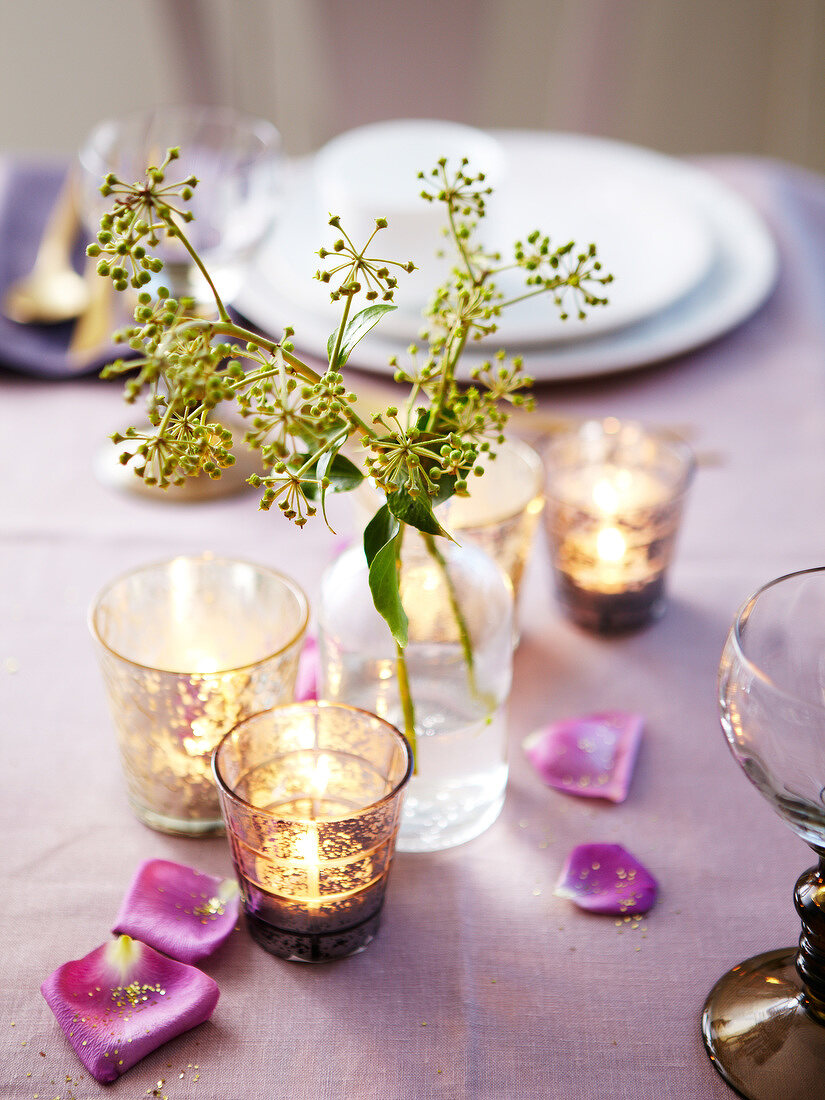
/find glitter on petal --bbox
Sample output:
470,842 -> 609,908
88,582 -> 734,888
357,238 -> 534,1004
112,860 -> 239,964
41,935 -> 219,1084
523,711 -> 643,803
294,635 -> 319,702
554,843 -> 658,915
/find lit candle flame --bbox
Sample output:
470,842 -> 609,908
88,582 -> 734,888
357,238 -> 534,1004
595,526 -> 627,563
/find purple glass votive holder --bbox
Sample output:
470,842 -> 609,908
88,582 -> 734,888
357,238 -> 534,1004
213,702 -> 412,962
543,418 -> 695,633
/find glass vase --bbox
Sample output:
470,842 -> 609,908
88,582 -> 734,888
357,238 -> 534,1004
318,535 -> 514,852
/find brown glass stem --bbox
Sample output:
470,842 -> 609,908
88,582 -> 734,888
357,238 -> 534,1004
795,852 -> 825,1021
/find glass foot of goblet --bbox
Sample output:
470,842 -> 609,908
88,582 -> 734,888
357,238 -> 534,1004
710,568 -> 825,1099
703,947 -> 825,1099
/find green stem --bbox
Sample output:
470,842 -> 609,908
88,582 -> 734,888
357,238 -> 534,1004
394,528 -> 417,772
448,202 -> 478,281
422,532 -> 497,714
160,214 -> 231,322
395,639 -> 417,775
425,322 -> 469,431
422,532 -> 476,689
177,317 -> 377,441
328,291 -> 354,372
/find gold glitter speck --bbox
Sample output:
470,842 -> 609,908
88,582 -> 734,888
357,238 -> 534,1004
194,896 -> 226,919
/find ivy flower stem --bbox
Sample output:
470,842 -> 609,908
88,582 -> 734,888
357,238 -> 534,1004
426,323 -> 469,431
180,316 -> 378,442
395,639 -> 417,775
328,291 -> 354,371
159,215 -> 231,323
394,528 -> 417,771
93,152 -> 611,760
422,532 -> 474,686
422,531 -> 499,713
448,204 -> 478,281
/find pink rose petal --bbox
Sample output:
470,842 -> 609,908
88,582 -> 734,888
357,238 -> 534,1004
41,934 -> 219,1083
294,635 -> 319,702
112,859 -> 239,964
524,711 -> 643,802
555,843 -> 658,915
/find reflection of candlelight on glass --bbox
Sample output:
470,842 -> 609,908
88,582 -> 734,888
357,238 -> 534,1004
214,703 -> 412,962
294,826 -> 321,907
544,421 -> 695,633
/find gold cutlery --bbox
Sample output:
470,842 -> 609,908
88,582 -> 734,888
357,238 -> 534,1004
3,173 -> 91,325
67,256 -> 117,364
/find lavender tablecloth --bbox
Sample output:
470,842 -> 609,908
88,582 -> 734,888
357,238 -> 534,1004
3,154 -> 825,1100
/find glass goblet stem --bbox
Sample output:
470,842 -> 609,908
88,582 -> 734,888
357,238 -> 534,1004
795,852 -> 825,1021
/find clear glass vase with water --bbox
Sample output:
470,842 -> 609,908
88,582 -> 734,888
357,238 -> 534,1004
318,536 -> 514,852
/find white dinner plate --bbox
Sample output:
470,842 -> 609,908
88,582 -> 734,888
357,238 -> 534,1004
241,129 -> 715,347
236,131 -> 778,382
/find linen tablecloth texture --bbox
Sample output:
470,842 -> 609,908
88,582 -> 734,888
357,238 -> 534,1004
3,155 -> 825,1100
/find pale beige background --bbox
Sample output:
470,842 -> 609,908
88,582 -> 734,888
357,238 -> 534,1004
1,0 -> 823,168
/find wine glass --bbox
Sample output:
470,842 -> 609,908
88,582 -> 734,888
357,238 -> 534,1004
78,104 -> 283,307
703,567 -> 825,1099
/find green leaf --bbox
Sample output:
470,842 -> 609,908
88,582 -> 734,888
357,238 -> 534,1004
317,450 -> 363,492
432,474 -> 457,508
327,304 -> 397,368
316,446 -> 364,527
364,504 -> 398,567
364,505 -> 408,647
386,486 -> 452,540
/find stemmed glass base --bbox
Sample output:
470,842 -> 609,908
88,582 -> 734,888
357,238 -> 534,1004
703,856 -> 825,1099
702,946 -> 825,1100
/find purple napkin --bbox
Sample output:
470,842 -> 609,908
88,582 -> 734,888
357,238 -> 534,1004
0,158 -> 278,379
0,158 -> 120,378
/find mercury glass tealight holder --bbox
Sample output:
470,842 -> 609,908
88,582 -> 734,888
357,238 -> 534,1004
543,418 -> 695,633
213,702 -> 413,962
89,555 -> 309,837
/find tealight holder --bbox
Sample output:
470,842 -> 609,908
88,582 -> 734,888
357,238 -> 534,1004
213,702 -> 412,962
89,555 -> 309,836
543,419 -> 695,633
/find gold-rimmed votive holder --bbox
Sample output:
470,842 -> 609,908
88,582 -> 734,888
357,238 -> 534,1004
213,702 -> 412,962
543,419 -> 695,633
89,554 -> 309,836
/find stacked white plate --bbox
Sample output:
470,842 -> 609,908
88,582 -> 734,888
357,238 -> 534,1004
236,123 -> 778,382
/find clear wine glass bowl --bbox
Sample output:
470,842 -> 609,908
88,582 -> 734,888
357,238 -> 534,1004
78,104 -> 283,306
703,567 -> 825,1099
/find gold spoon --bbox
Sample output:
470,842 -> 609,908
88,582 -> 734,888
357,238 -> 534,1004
67,256 -> 117,363
3,174 -> 90,324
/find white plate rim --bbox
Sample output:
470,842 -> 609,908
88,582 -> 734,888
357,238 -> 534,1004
236,132 -> 778,382
245,129 -> 718,348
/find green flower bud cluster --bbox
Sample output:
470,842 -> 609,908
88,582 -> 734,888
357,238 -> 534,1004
315,215 -> 413,304
94,147 -> 610,534
250,466 -> 318,527
87,147 -> 197,293
111,414 -> 235,489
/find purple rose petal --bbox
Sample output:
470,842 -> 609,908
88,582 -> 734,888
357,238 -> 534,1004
524,711 -> 643,802
41,934 -> 219,1083
294,634 -> 319,702
112,859 -> 239,964
555,843 -> 658,915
